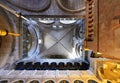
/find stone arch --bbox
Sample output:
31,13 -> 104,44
27,79 -> 40,83
6,0 -> 51,12
28,80 -> 40,83
12,80 -> 24,83
88,79 -> 98,83
59,80 -> 69,83
73,80 -> 84,83
44,80 -> 55,83
0,79 -> 9,83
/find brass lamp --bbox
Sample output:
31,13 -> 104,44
0,29 -> 20,37
0,29 -> 8,36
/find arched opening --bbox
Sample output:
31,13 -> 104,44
56,0 -> 85,13
66,62 -> 74,70
15,62 -> 25,70
88,80 -> 97,83
24,62 -> 33,70
50,62 -> 57,70
29,80 -> 39,83
0,80 -> 8,83
6,0 -> 51,12
59,80 -> 69,83
74,80 -> 84,83
33,62 -> 41,70
13,80 -> 24,83
42,62 -> 50,70
58,62 -> 66,70
44,80 -> 54,83
107,80 -> 112,83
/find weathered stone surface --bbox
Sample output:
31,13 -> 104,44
98,0 -> 120,59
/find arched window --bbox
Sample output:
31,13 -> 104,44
59,80 -> 69,83
0,80 -> 8,83
88,80 -> 97,83
13,80 -> 24,83
29,80 -> 39,83
74,80 -> 84,83
44,80 -> 54,83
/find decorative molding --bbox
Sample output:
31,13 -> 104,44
6,0 -> 51,12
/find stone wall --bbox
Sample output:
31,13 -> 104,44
0,70 -> 101,83
98,0 -> 120,59
0,9 -> 20,68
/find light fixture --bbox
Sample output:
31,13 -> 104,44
0,29 -> 20,37
52,25 -> 57,29
39,18 -> 54,24
0,29 -> 8,36
60,18 -> 76,24
8,32 -> 20,37
58,25 -> 63,29
38,39 -> 42,44
84,48 -> 90,51
96,52 -> 102,55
